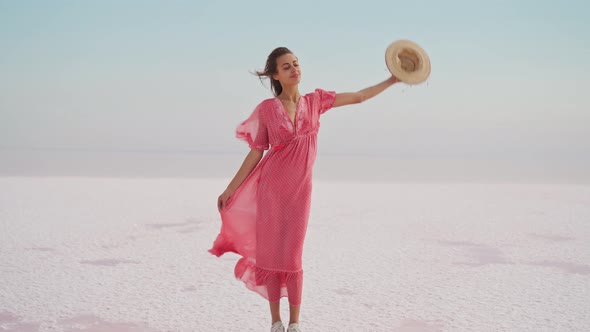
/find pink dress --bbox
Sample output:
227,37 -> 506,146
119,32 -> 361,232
209,88 -> 336,305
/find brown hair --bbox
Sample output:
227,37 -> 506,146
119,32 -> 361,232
253,47 -> 293,97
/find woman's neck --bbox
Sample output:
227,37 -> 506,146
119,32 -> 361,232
278,86 -> 300,102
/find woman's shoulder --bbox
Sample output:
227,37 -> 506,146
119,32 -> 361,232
249,97 -> 279,119
255,97 -> 278,112
305,88 -> 332,98
259,97 -> 277,105
302,89 -> 332,105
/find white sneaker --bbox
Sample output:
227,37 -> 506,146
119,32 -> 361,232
271,321 -> 285,332
287,323 -> 301,332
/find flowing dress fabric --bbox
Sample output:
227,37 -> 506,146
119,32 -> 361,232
209,88 -> 336,305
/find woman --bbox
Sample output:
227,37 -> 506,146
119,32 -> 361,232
209,46 -> 400,332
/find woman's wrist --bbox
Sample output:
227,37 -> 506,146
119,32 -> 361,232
388,75 -> 400,84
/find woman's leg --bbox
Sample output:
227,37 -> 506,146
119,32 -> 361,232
269,300 -> 281,324
286,273 -> 302,324
266,274 -> 282,324
288,304 -> 300,325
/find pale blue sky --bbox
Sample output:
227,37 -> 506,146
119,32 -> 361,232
1,0 -> 588,165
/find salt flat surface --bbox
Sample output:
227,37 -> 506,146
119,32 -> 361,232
1,177 -> 589,331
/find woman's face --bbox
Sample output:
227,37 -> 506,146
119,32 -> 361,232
273,53 -> 301,87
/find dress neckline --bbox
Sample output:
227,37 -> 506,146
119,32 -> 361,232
275,96 -> 301,128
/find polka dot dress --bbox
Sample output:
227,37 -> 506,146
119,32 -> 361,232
209,88 -> 336,306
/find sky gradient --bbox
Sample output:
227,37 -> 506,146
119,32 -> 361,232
1,1 -> 588,178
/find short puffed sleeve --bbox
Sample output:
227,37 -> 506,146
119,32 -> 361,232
314,88 -> 336,115
235,103 -> 269,151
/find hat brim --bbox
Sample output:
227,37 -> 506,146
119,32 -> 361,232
385,40 -> 431,85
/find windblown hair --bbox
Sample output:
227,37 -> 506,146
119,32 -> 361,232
253,47 -> 293,96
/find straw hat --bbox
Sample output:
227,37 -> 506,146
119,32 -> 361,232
385,39 -> 431,84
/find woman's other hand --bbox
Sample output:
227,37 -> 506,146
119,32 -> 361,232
217,189 -> 234,212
